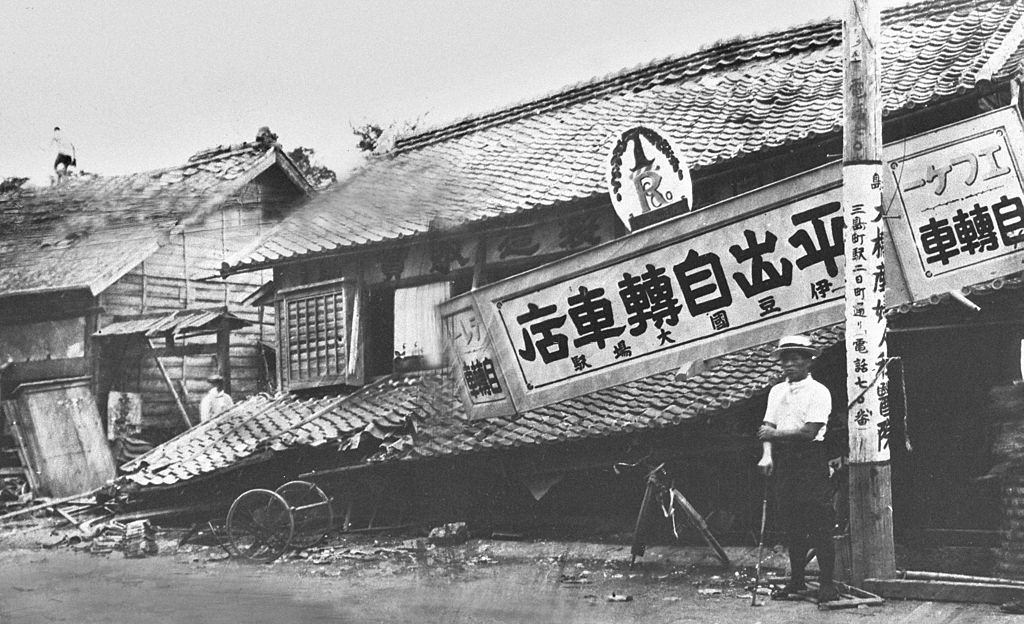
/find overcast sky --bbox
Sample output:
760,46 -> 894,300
1,0 -> 914,185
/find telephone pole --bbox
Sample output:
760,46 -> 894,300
843,0 -> 896,585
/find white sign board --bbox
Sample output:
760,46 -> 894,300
474,164 -> 846,413
440,298 -> 516,420
886,107 -> 1024,299
445,108 -> 1024,418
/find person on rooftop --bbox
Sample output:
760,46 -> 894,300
50,126 -> 76,181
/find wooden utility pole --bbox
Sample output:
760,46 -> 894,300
843,0 -> 896,585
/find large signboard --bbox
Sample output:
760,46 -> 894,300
474,164 -> 847,413
885,107 -> 1024,299
446,107 -> 1024,418
497,187 -> 844,394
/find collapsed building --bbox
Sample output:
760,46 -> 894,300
116,0 -> 1024,577
0,129 -> 313,496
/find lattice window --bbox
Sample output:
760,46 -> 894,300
279,281 -> 357,389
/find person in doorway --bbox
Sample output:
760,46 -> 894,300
756,334 -> 838,604
199,374 -> 233,423
50,126 -> 76,180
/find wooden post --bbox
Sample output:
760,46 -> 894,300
217,318 -> 232,396
147,339 -> 193,429
843,0 -> 896,585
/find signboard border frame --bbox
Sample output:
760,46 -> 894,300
885,106 -> 1024,300
439,294 -> 519,421
473,162 -> 846,413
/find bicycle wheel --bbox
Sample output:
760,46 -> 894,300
275,480 -> 333,549
226,489 -> 294,562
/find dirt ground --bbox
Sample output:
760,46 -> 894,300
0,519 -> 1013,623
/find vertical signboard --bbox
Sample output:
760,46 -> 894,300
440,296 -> 516,420
885,107 -> 1024,299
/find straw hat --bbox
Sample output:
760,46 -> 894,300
770,334 -> 820,359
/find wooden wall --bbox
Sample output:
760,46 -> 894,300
97,169 -> 300,441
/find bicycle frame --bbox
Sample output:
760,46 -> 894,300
628,463 -> 731,568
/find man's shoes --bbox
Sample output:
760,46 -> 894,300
771,582 -> 807,600
817,582 -> 840,604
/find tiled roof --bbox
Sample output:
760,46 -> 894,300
92,307 -> 250,339
0,140 -> 307,297
227,0 -> 1024,273
121,324 -> 843,488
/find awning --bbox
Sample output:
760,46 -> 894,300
93,307 -> 250,340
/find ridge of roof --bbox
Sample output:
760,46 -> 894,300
225,0 -> 1024,274
389,0 -> 1002,156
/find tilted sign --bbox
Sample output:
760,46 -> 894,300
440,296 -> 516,419
885,107 -> 1024,299
473,164 -> 847,413
446,107 -> 1024,418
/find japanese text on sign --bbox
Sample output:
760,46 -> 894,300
891,125 -> 1024,277
444,309 -> 506,406
497,189 -> 844,390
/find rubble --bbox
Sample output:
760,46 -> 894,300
428,522 -> 469,546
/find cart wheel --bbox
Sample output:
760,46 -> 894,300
226,489 -> 294,562
275,480 -> 334,549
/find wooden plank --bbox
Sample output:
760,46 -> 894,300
3,401 -> 40,492
863,579 -> 1024,604
11,379 -> 115,498
146,340 -> 193,429
150,343 -> 220,358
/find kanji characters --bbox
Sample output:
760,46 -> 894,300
854,408 -> 871,426
729,229 -> 793,298
952,204 -> 998,254
612,340 -> 632,359
918,216 -> 959,265
567,285 -> 624,349
992,194 -> 1024,246
516,302 -> 569,364
462,358 -> 502,398
673,249 -> 732,316
709,310 -> 729,331
788,201 -> 844,278
571,354 -> 593,372
810,278 -> 833,300
758,296 -> 781,317
497,230 -> 541,258
618,263 -> 682,336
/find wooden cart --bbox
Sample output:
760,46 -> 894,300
225,480 -> 334,562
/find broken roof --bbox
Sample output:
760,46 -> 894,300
0,139 -> 311,299
92,307 -> 250,339
121,324 -> 843,488
226,0 -> 1024,274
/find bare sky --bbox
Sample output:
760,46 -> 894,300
0,0 -> 913,185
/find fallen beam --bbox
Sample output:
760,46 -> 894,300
898,570 -> 1024,588
0,489 -> 100,522
863,579 -> 1024,604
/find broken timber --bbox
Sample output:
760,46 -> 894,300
0,488 -> 101,523
863,578 -> 1024,604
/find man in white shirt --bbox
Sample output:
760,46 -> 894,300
757,334 -> 838,604
199,374 -> 233,423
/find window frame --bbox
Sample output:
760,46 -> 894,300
276,278 -> 361,391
